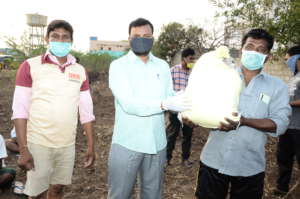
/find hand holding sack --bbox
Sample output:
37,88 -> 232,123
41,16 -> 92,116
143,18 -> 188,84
162,91 -> 192,112
180,46 -> 243,128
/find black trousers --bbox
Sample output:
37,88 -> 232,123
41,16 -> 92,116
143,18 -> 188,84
195,162 -> 265,199
276,129 -> 300,192
166,113 -> 193,161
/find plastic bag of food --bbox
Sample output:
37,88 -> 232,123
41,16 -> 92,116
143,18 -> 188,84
180,46 -> 243,128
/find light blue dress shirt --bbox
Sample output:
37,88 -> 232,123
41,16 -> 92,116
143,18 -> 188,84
109,51 -> 174,154
201,69 -> 292,177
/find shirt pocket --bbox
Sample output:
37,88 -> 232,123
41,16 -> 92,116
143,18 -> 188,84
239,92 -> 269,118
254,93 -> 270,118
62,77 -> 82,97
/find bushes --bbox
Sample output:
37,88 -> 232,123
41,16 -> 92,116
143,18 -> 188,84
71,51 -> 116,72
71,51 -> 120,83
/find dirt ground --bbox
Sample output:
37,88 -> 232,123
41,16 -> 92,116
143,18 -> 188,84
0,70 -> 299,199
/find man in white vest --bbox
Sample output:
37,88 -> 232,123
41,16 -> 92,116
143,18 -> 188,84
12,20 -> 95,199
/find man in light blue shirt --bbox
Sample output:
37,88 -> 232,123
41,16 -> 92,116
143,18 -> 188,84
187,29 -> 291,199
108,18 -> 191,199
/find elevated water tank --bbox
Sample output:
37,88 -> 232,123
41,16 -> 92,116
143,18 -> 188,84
26,14 -> 47,27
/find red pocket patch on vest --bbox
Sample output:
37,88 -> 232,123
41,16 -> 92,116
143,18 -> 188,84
68,73 -> 81,83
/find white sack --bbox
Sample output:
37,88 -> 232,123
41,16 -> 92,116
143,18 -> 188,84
181,46 -> 243,128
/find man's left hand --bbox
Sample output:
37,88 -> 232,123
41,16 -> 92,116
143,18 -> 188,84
84,148 -> 95,168
219,113 -> 241,132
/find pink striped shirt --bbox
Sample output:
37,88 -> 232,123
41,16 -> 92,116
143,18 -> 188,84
170,65 -> 191,92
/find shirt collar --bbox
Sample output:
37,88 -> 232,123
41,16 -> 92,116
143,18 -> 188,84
127,50 -> 155,63
42,50 -> 76,68
237,66 -> 266,80
237,66 -> 267,94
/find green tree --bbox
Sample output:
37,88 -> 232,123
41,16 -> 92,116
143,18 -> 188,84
211,0 -> 300,54
153,22 -> 225,62
2,32 -> 46,67
152,22 -> 186,62
184,25 -> 204,51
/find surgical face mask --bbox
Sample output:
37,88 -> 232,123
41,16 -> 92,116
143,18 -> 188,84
49,41 -> 72,57
286,54 -> 300,75
130,37 -> 153,56
241,50 -> 267,70
187,63 -> 195,69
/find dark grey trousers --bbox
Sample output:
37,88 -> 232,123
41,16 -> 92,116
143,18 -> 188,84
108,144 -> 166,199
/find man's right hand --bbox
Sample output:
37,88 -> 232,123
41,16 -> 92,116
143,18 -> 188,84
18,149 -> 34,171
162,92 -> 192,112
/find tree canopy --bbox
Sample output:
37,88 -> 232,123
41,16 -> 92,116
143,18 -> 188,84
211,0 -> 300,54
153,22 -> 224,62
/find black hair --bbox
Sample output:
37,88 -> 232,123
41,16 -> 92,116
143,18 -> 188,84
241,29 -> 274,51
129,18 -> 154,34
46,20 -> 73,41
75,56 -> 80,63
287,45 -> 300,56
181,48 -> 195,59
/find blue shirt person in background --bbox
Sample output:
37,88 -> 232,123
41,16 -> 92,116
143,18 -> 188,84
273,45 -> 300,197
108,18 -> 191,199
184,29 -> 291,199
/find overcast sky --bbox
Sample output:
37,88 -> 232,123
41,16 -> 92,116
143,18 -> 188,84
0,0 -> 218,52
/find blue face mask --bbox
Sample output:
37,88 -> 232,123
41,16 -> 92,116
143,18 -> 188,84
49,41 -> 72,57
286,54 -> 300,75
241,50 -> 267,70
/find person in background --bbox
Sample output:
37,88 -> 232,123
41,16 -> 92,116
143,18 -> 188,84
0,133 -> 16,192
5,127 -> 19,153
166,48 -> 196,167
273,45 -> 300,197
